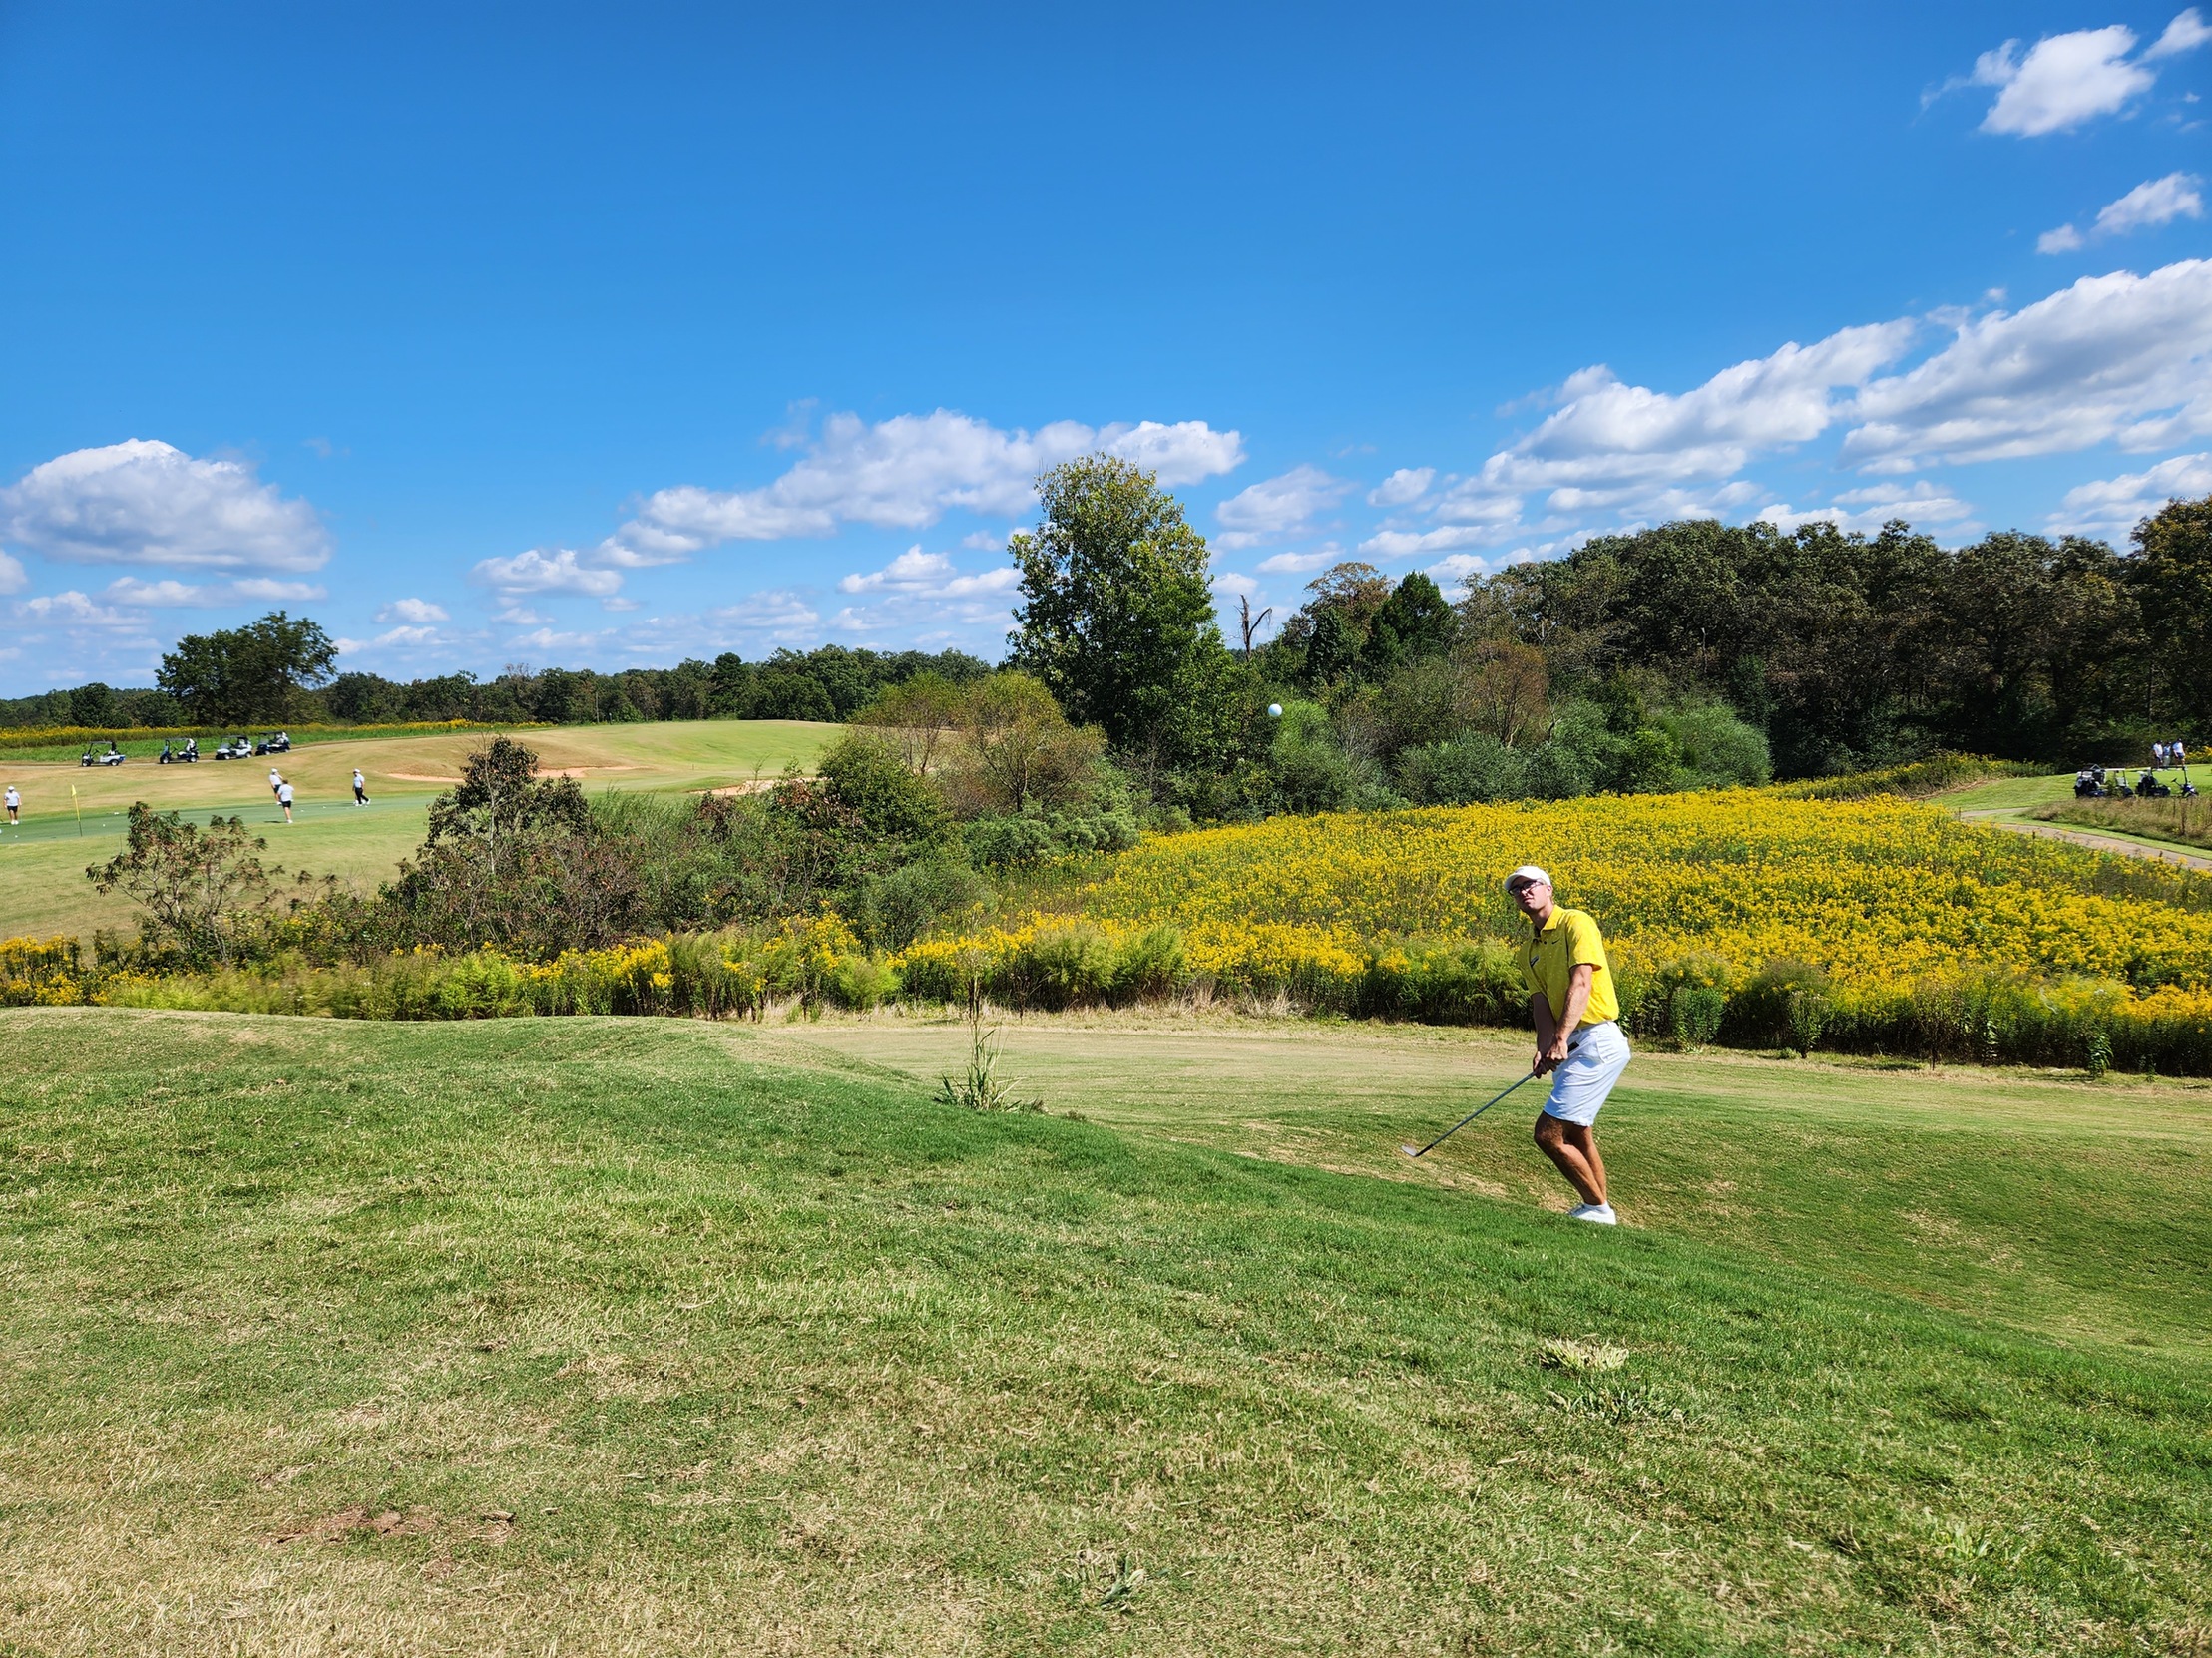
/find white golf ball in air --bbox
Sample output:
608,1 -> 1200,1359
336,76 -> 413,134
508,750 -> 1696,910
1267,703 -> 1283,718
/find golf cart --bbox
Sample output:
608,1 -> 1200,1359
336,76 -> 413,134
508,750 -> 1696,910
213,735 -> 250,760
79,742 -> 125,767
253,731 -> 292,756
156,737 -> 200,765
2074,766 -> 2106,798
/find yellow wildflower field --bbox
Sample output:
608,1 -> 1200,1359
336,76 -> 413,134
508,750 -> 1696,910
907,792 -> 2212,1067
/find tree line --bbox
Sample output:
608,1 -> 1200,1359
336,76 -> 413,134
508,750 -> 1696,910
2,625 -> 989,733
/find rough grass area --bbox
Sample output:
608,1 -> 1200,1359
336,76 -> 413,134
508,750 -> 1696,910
1,1010 -> 2207,1655
2037,795 -> 2212,853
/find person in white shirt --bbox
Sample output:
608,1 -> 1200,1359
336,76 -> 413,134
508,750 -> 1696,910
4,784 -> 18,825
268,766 -> 283,801
277,779 -> 295,823
352,768 -> 370,806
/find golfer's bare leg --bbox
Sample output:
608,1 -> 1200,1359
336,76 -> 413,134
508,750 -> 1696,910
1534,1115 -> 1606,1206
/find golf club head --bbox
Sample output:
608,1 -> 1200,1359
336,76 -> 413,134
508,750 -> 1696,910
1400,1144 -> 1424,1158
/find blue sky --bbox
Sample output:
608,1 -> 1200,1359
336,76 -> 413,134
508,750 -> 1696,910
4,2 -> 2211,693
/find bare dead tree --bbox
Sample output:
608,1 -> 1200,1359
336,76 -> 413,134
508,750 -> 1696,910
1237,594 -> 1274,660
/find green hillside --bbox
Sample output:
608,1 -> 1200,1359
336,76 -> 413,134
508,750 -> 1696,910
1,1009 -> 2204,1654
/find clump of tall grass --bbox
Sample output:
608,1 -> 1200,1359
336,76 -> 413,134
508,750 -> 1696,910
2034,794 -> 2212,851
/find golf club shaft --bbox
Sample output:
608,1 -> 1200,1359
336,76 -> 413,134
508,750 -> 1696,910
1407,1070 -> 1539,1157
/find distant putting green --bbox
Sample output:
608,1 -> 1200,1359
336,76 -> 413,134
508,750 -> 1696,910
0,719 -> 834,941
0,1008 -> 2205,1652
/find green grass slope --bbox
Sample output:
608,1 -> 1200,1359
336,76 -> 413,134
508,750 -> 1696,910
1,1010 -> 2205,1654
796,1019 -> 2212,1361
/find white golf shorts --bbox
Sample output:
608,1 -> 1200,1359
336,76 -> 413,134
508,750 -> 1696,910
1543,1021 -> 1630,1127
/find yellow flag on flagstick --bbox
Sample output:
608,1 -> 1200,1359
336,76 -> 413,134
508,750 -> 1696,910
71,783 -> 81,836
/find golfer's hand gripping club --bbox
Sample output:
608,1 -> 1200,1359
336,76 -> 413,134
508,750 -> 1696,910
1400,1071 -> 1541,1159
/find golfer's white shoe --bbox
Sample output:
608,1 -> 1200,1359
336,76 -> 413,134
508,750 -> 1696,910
1568,1202 -> 1617,1225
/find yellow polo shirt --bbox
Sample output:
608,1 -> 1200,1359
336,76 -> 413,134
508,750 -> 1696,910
1520,906 -> 1619,1029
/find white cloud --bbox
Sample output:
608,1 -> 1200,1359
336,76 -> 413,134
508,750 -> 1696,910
1214,464 -> 1352,548
231,579 -> 324,603
1481,324 -> 1916,496
376,597 -> 450,624
94,576 -> 326,608
1208,570 -> 1262,600
2042,173 -> 2204,253
1973,26 -> 2152,135
505,625 -> 621,658
1843,259 -> 2212,466
472,546 -> 624,597
836,545 -> 1020,599
1965,12 -> 2207,139
12,590 -> 141,628
2049,451 -> 2212,538
2095,171 -> 2205,235
1426,553 -> 1491,587
0,440 -> 330,573
0,551 -> 26,596
1255,549 -> 1341,575
1368,467 -> 1436,507
1359,522 -> 1514,559
829,546 -> 1022,635
494,603 -> 551,626
2148,7 -> 2212,61
1755,481 -> 1978,536
601,411 -> 1243,566
710,590 -> 821,632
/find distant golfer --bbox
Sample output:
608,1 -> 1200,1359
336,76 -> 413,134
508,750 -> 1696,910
268,765 -> 283,801
277,779 -> 295,823
1507,865 -> 1630,1225
351,767 -> 370,806
4,784 -> 17,824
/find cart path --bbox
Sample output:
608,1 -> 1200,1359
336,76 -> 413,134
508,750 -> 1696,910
1958,808 -> 2212,871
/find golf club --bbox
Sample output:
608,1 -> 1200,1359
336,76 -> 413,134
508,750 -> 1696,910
1401,1071 -> 1541,1159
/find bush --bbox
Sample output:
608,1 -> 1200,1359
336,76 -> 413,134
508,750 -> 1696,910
817,730 -> 954,847
847,854 -> 986,951
1269,701 -> 1357,814
1001,924 -> 1117,1011
1109,925 -> 1189,1004
1358,937 -> 1526,1025
1730,958 -> 1831,1051
1396,735 -> 1528,805
964,800 -> 1143,871
1658,702 -> 1773,788
1519,740 -> 1596,800
1669,985 -> 1726,1046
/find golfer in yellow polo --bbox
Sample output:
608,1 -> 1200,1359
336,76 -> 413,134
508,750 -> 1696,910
1506,865 -> 1630,1224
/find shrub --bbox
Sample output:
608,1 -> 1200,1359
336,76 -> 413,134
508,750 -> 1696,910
1109,925 -> 1189,1004
1359,937 -> 1525,1024
1730,958 -> 1831,1051
1657,702 -> 1773,788
1396,735 -> 1528,806
847,854 -> 986,951
1669,985 -> 1726,1046
1002,924 -> 1117,1011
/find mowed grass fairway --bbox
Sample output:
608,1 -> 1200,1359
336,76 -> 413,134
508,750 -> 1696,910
2,1011 -> 2207,1654
0,719 -> 833,941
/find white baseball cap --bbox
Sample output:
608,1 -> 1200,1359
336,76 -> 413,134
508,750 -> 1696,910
1504,865 -> 1551,893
